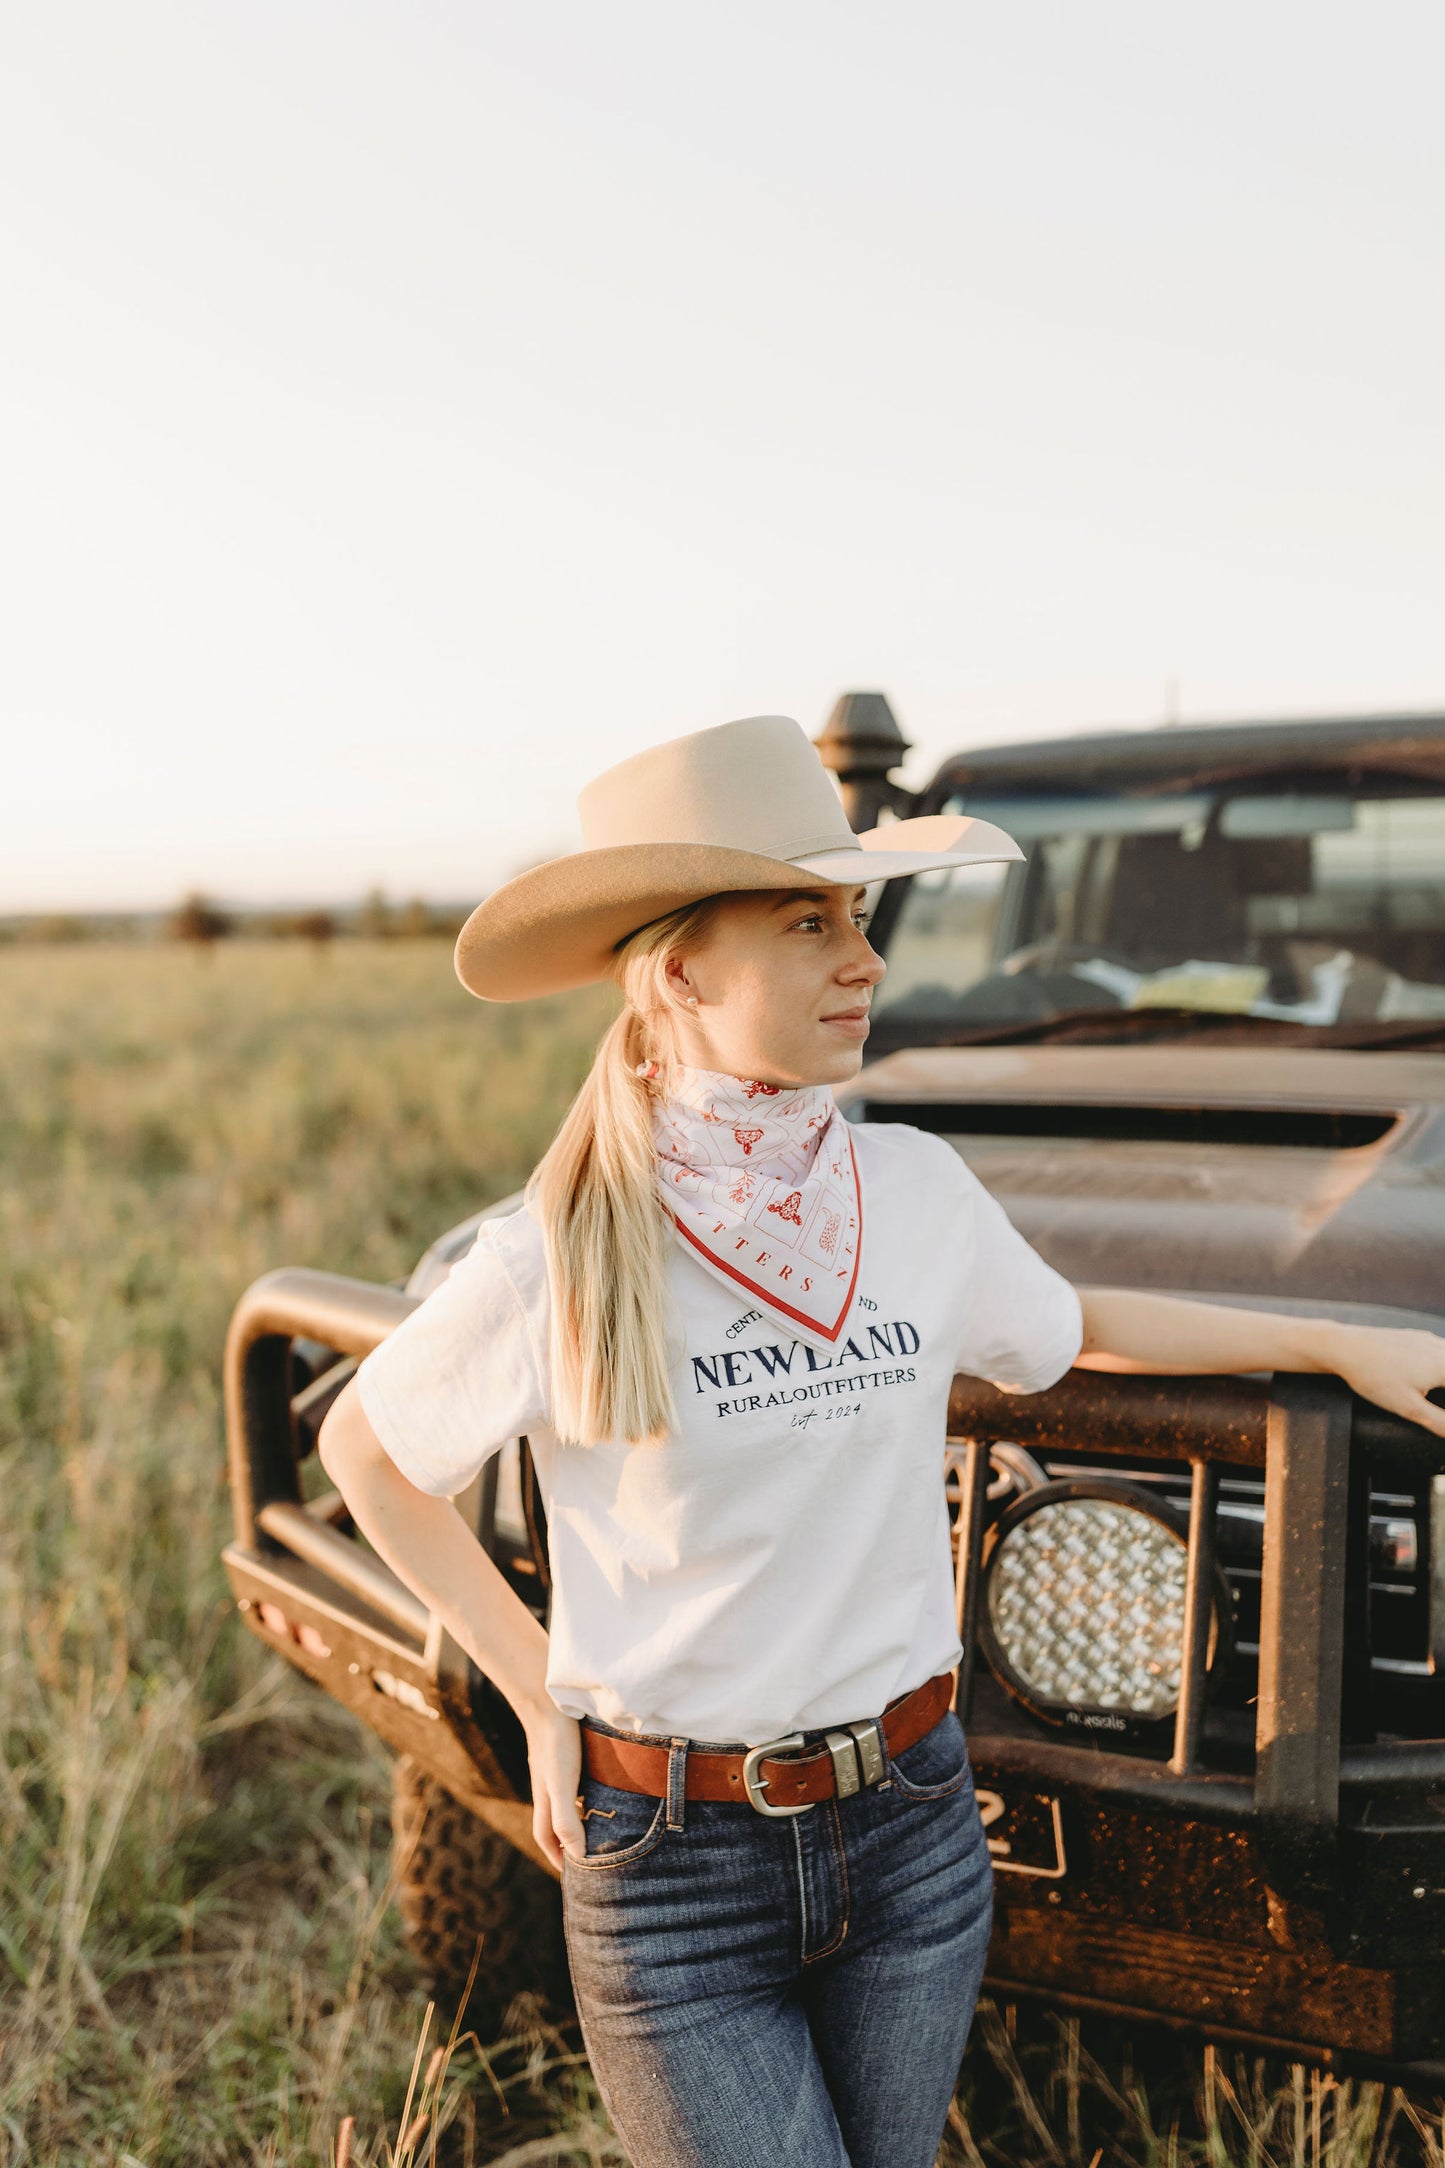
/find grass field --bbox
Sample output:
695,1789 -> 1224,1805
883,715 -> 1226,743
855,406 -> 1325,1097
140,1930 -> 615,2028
1,942 -> 618,2164
4,941 -> 1445,2165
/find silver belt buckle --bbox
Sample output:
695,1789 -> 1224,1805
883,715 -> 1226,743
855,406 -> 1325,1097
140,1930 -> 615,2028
741,1733 -> 813,1816
824,1716 -> 888,1799
848,1715 -> 888,1788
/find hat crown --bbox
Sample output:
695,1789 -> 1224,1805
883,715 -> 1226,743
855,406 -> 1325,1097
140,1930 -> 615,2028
578,716 -> 860,865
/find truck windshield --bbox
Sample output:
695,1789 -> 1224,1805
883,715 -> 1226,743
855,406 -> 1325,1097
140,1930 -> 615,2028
872,788 -> 1445,1035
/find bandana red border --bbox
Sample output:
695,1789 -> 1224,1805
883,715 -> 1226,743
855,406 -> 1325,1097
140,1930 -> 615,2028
669,1135 -> 863,1345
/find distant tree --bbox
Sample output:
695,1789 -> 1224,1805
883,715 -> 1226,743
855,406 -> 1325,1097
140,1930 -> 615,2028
357,886 -> 393,940
259,908 -> 335,945
388,897 -> 471,939
291,908 -> 336,947
427,904 -> 471,939
396,896 -> 434,939
33,913 -> 88,943
169,892 -> 233,945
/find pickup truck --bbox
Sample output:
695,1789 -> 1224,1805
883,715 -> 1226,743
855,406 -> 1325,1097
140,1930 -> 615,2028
223,696 -> 1445,2067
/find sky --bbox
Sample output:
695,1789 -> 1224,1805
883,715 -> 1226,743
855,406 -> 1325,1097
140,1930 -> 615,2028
3,1 -> 1442,911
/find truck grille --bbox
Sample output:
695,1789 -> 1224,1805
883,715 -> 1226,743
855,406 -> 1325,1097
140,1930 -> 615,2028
1027,1449 -> 1437,1737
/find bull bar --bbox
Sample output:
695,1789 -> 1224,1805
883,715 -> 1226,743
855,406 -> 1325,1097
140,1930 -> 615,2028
224,1266 -> 1445,2060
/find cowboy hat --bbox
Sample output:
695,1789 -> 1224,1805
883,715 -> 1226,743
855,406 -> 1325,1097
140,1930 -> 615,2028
455,714 -> 1022,1000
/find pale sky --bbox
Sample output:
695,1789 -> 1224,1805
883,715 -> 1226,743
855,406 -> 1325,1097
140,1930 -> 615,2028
3,1 -> 1442,911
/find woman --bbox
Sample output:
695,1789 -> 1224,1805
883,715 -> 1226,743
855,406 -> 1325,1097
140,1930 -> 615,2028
320,714 -> 1445,2168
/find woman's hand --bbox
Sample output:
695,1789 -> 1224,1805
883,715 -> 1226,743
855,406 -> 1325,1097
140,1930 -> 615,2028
1325,1324 -> 1445,1439
527,1706 -> 586,1871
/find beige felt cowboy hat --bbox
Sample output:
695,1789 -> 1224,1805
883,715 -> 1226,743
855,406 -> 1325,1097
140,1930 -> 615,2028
455,714 -> 1022,1001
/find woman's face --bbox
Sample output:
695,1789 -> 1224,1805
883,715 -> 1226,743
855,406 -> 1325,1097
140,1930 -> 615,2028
664,886 -> 886,1087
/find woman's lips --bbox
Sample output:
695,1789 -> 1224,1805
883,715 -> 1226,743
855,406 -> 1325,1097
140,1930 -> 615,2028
821,1009 -> 871,1038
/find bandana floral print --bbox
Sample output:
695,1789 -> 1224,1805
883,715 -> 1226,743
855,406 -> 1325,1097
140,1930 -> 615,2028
653,1067 -> 863,1350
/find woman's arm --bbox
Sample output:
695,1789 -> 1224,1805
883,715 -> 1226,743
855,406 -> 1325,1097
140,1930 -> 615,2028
1076,1287 -> 1445,1440
318,1378 -> 584,1870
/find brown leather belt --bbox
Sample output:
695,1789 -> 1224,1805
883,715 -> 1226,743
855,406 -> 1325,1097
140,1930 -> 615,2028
581,1670 -> 955,1817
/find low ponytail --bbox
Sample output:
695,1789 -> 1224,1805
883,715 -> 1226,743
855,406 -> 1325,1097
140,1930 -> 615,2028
527,897 -> 720,1447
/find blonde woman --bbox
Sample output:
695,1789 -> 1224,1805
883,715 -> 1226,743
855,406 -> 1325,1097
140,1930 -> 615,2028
320,717 -> 1445,2168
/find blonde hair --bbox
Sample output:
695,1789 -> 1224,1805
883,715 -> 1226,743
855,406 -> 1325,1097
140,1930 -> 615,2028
527,897 -> 723,1448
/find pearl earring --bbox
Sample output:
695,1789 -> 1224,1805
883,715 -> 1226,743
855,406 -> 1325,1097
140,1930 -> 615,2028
685,995 -> 699,1007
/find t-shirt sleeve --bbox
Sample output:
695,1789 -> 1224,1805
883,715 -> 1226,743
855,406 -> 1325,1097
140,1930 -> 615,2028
354,1216 -> 549,1497
951,1157 -> 1083,1394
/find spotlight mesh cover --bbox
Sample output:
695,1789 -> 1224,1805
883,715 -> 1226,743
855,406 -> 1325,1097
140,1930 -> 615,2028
986,1497 -> 1190,1717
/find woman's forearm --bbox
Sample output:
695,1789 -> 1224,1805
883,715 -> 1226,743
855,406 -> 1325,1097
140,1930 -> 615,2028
317,1379 -> 554,1730
1078,1288 -> 1338,1378
1075,1286 -> 1445,1438
320,1379 -> 587,1869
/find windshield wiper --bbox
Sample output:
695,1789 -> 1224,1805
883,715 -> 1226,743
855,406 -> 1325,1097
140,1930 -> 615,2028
918,1007 -> 1445,1052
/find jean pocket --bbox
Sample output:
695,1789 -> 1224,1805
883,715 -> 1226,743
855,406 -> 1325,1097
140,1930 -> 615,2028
887,1708 -> 974,1801
565,1779 -> 669,1872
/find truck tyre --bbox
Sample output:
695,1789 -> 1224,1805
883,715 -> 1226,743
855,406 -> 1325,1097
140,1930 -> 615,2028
391,1756 -> 572,2034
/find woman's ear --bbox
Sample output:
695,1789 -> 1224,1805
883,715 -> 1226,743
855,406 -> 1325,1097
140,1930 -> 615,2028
663,952 -> 692,1003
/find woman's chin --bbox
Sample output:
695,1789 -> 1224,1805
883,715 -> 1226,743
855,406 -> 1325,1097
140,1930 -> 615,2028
705,1037 -> 867,1089
808,1038 -> 869,1085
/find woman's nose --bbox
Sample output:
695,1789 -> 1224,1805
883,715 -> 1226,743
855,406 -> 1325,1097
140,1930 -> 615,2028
842,932 -> 886,986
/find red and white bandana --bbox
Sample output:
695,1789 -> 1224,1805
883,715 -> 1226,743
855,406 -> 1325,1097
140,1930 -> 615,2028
653,1068 -> 863,1351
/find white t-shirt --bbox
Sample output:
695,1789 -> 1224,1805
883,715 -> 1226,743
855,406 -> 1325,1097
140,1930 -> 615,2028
356,1120 -> 1082,1746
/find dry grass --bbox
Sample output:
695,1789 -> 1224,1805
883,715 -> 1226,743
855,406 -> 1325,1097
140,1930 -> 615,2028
942,2002 -> 1445,2167
5,941 -> 1445,2165
0,941 -> 614,2163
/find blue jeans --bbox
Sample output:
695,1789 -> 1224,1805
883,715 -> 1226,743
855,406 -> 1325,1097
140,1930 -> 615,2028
561,1699 -> 993,2168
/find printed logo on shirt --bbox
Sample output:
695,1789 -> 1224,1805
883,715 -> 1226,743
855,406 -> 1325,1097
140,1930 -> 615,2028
690,1319 -> 921,1420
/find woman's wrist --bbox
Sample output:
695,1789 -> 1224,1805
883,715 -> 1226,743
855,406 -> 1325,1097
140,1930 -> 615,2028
519,1692 -> 573,1737
1288,1315 -> 1363,1375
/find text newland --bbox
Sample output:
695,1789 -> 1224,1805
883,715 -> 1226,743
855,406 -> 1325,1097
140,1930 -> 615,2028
691,1321 -> 921,1396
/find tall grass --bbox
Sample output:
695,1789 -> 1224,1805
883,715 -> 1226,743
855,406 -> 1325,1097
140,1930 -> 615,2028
0,942 -> 614,2163
944,2003 -> 1445,2167
5,942 -> 1445,2164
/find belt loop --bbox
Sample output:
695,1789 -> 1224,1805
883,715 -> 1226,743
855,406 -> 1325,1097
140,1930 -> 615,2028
666,1737 -> 688,1831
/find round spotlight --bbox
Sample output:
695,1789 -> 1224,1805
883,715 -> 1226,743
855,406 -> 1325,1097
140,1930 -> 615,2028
978,1479 -> 1228,1739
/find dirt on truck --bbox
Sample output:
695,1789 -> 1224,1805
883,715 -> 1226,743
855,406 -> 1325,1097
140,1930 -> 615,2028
224,697 -> 1445,2067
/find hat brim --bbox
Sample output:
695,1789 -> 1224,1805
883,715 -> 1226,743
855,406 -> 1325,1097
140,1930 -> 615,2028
454,814 -> 1023,1001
